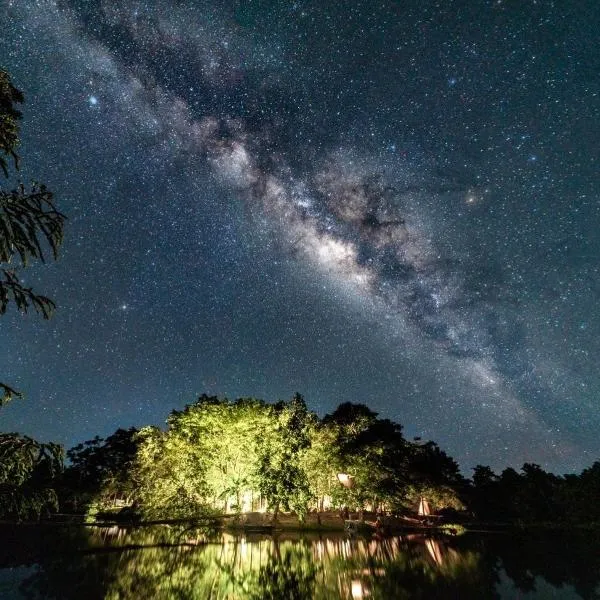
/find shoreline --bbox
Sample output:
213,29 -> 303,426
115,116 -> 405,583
1,516 -> 598,535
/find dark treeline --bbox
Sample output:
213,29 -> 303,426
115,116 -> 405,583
1,394 -> 599,527
470,462 -> 600,525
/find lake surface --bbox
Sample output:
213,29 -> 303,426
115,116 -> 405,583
0,524 -> 598,599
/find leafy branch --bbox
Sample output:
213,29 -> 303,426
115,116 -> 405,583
0,269 -> 56,318
0,69 -> 66,405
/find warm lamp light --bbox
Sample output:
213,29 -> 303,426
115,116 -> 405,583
351,579 -> 364,598
337,473 -> 355,489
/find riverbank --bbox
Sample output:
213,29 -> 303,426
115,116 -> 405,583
4,510 -> 599,536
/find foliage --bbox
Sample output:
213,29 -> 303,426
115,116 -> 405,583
107,395 -> 469,521
468,461 -> 600,525
299,421 -> 338,511
400,483 -> 465,513
171,395 -> 272,512
256,394 -> 313,520
0,68 -> 66,405
131,395 -> 316,520
408,440 -> 464,489
316,402 -> 466,514
70,393 -> 600,528
0,69 -> 23,177
0,432 -> 63,520
399,441 -> 466,512
133,423 -> 215,520
0,184 -> 64,315
320,403 -> 409,511
62,427 -> 140,512
0,380 -> 22,407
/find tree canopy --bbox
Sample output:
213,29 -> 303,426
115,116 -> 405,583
469,460 -> 600,524
77,395 -> 466,521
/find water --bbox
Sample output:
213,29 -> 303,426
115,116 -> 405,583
0,524 -> 598,599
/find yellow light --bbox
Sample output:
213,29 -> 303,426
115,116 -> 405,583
337,473 -> 355,489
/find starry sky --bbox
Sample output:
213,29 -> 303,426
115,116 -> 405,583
1,0 -> 599,474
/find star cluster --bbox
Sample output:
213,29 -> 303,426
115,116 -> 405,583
1,0 -> 598,473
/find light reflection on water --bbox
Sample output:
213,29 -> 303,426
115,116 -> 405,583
1,524 -> 599,599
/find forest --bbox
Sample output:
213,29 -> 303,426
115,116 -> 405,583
1,393 -> 599,528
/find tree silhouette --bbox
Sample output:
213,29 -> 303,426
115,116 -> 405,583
62,428 -> 140,510
0,69 -> 66,405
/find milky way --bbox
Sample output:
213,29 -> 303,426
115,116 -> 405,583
1,0 -> 599,472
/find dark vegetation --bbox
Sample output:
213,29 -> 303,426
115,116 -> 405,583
0,433 -> 63,520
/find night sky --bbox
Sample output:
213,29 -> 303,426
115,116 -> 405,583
1,0 -> 599,474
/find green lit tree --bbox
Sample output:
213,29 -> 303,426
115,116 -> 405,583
255,394 -> 313,521
101,394 -> 469,522
132,396 -> 275,518
133,424 -> 213,519
300,420 -> 339,511
129,394 -> 317,521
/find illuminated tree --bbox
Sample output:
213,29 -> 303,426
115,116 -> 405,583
132,396 -> 276,518
405,440 -> 466,511
130,395 -> 317,520
300,422 -> 339,511
255,394 -> 313,521
133,424 -> 213,519
184,396 -> 272,511
100,394 -> 468,521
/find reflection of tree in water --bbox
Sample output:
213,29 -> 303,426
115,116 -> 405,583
219,544 -> 318,600
485,531 -> 600,600
322,535 -> 497,600
11,526 -> 600,599
4,525 -> 109,600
